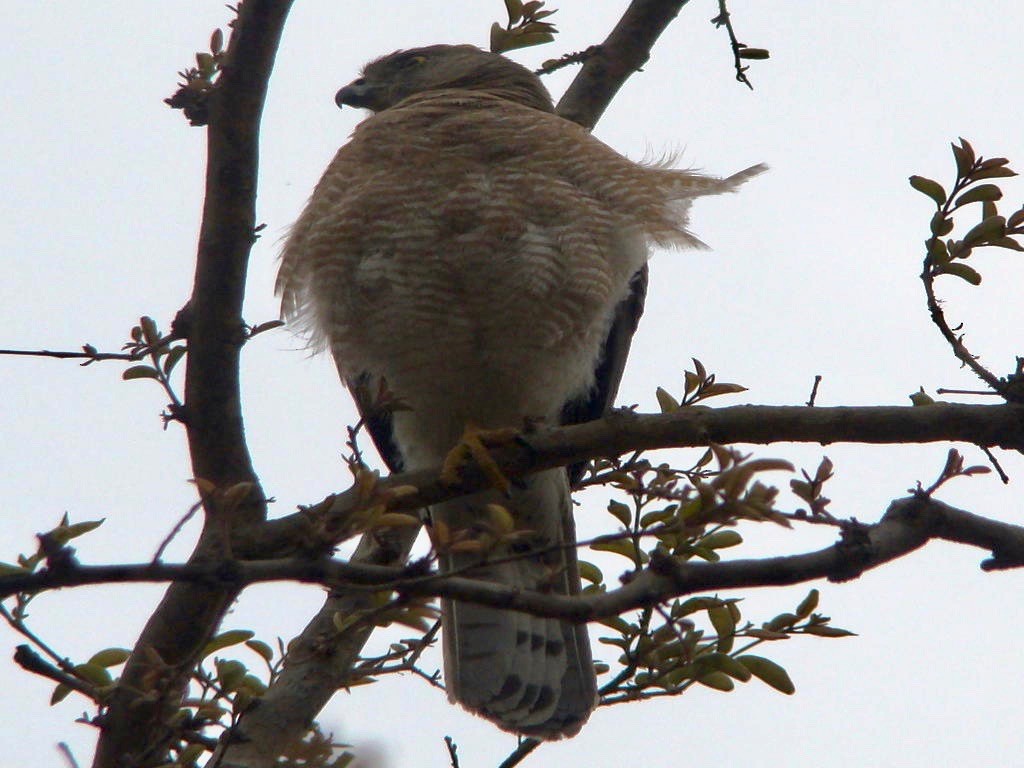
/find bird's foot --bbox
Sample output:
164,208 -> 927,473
440,422 -> 519,493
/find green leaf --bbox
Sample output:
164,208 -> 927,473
122,365 -> 159,381
655,386 -> 679,413
927,238 -> 950,265
497,30 -> 555,53
701,651 -> 752,681
139,316 -> 159,346
578,560 -> 603,585
73,662 -> 112,687
88,648 -> 131,667
990,236 -> 1024,252
795,588 -> 819,618
909,387 -> 935,406
766,612 -> 799,631
606,500 -> 632,527
737,654 -> 795,694
162,345 -> 187,376
699,382 -> 748,398
504,0 -> 523,23
203,629 -> 255,659
708,605 -> 736,646
696,671 -> 735,691
909,175 -> 946,206
676,596 -> 724,616
737,47 -> 770,60
50,683 -> 72,705
63,519 -> 105,540
935,262 -> 982,285
802,624 -> 857,638
489,22 -> 508,53
590,537 -> 639,561
640,508 -> 676,528
952,138 -> 975,178
700,530 -> 743,550
962,214 -> 1003,243
930,213 -> 954,237
596,615 -> 633,634
689,545 -> 720,563
245,639 -> 274,662
970,165 -> 1017,180
214,659 -> 247,691
954,183 -> 1003,207
240,673 -> 268,696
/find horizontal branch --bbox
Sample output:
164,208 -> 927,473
243,403 -> 1024,558
6,497 -> 1023,617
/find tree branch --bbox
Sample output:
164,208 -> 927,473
14,644 -> 98,703
556,0 -> 692,129
211,527 -> 421,768
92,3 -> 293,766
5,498 -> 1023,620
238,403 -> 1024,560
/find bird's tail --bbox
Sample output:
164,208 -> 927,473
434,468 -> 597,739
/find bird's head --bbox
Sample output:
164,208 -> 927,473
335,44 -> 554,113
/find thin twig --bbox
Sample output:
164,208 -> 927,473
534,45 -> 600,76
152,501 -> 204,563
497,738 -> 541,768
1,604 -> 76,671
0,347 -> 135,363
936,388 -> 1002,396
711,0 -> 753,89
57,743 -> 82,768
14,645 -> 99,702
443,736 -> 459,768
982,446 -> 1010,484
806,375 -> 822,406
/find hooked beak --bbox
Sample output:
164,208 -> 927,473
335,78 -> 385,111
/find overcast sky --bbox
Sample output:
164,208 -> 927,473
3,2 -> 1024,766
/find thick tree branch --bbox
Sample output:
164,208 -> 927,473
211,527 -> 421,768
6,498 -> 1023,618
92,3 -> 293,766
239,403 -> 1024,559
556,0 -> 691,129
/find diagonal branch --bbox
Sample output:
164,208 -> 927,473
92,3 -> 293,766
556,0 -> 692,129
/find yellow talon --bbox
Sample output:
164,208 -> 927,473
440,422 -> 519,493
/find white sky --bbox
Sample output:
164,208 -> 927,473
3,2 -> 1024,766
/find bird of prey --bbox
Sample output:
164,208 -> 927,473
277,44 -> 763,738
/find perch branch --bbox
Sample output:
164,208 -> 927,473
92,3 -> 293,766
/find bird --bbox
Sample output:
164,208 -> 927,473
277,43 -> 764,738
